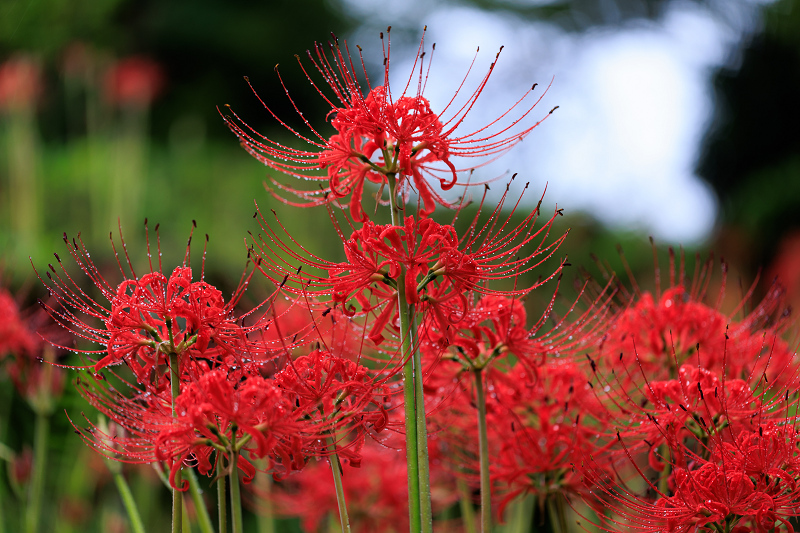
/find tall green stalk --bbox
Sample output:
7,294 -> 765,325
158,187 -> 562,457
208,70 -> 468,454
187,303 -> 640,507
169,352 -> 183,533
387,174 -> 423,533
230,457 -> 243,533
457,476 -> 477,533
255,468 -> 275,533
24,410 -> 49,533
473,369 -> 492,533
217,473 -> 227,533
410,311 -> 433,532
112,469 -> 146,533
186,468 -> 215,533
327,443 -> 352,533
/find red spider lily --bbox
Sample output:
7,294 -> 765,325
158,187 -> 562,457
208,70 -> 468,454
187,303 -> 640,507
35,223 -> 277,390
425,360 -> 610,520
154,367 -> 300,487
273,349 -> 388,468
573,309 -> 800,532
0,54 -> 42,112
222,28 -> 555,220
596,250 -> 793,385
250,185 -> 569,345
0,288 -> 40,360
104,56 -> 165,109
580,422 -> 800,532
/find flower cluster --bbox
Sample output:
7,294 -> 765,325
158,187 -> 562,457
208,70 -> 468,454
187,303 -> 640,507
21,28 -> 800,533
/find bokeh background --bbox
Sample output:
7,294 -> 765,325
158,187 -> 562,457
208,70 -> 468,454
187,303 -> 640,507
1,0 -> 799,530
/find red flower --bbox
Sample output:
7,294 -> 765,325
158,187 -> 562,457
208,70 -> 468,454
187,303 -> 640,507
0,288 -> 39,359
0,55 -> 42,112
251,185 -> 569,346
104,56 -> 165,109
223,28 -> 555,220
273,349 -> 387,467
596,252 -> 793,385
37,225 -> 274,390
271,438 -> 456,533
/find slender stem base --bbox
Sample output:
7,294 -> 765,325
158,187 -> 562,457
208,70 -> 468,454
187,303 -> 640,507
328,446 -> 352,533
170,353 -> 183,533
230,454 -> 243,533
25,411 -> 49,533
255,468 -> 275,533
113,470 -> 146,533
457,476 -> 477,533
217,473 -> 228,533
474,369 -> 492,533
186,468 -> 215,533
411,313 -> 433,533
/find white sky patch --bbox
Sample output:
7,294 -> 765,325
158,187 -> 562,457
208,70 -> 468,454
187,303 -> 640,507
339,0 -> 761,243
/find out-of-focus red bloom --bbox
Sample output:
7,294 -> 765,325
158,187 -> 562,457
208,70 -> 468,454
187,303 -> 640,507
426,359 -> 609,519
575,270 -> 800,533
0,55 -> 42,112
596,252 -> 793,384
0,288 -> 39,358
104,56 -> 164,109
223,28 -> 555,220
0,285 -> 68,409
271,438 -> 456,533
768,228 -> 800,310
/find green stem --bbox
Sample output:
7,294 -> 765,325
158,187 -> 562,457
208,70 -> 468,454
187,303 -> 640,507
411,310 -> 433,533
387,174 -> 422,533
255,466 -> 275,533
546,496 -> 568,533
230,452 -> 243,533
25,410 -> 49,533
186,468 -> 215,533
217,472 -> 227,533
657,443 -> 671,497
0,385 -> 9,533
510,493 -> 534,533
327,442 -> 352,533
170,352 -> 183,533
457,476 -> 477,533
112,470 -> 146,533
473,369 -> 492,533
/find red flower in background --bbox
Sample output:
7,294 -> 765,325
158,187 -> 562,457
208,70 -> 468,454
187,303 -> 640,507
223,28 -> 555,220
0,54 -> 42,112
0,55 -> 42,111
271,438 -> 456,533
596,252 -> 793,385
0,288 -> 39,358
104,56 -> 164,109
